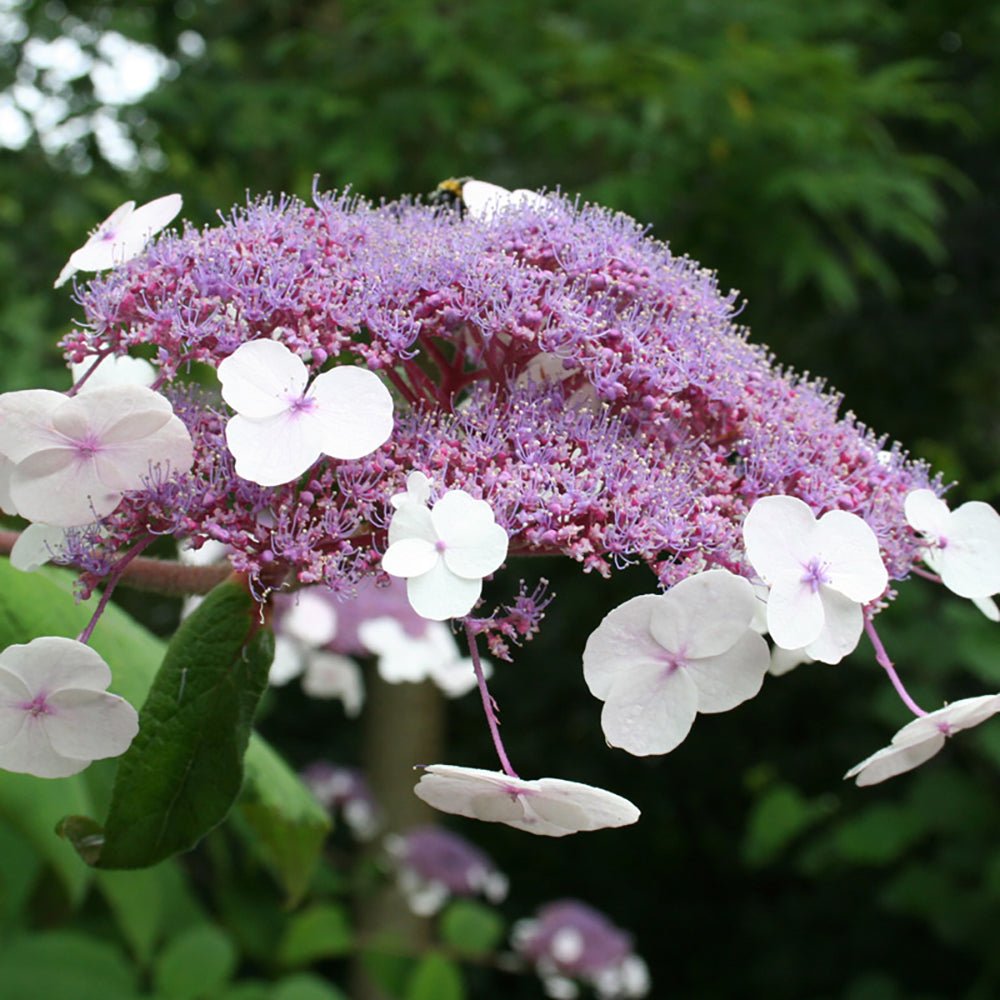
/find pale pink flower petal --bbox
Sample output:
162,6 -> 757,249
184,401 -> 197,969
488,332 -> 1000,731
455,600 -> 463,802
218,340 -> 393,486
599,664 -> 698,756
0,637 -> 139,779
381,537 -> 439,578
685,632 -> 770,712
580,596 -> 668,701
218,338 -> 309,419
744,494 -> 887,662
406,561 -> 483,621
383,481 -> 508,620
845,694 -> 1000,786
56,194 -> 181,287
905,489 -> 1000,599
414,764 -> 640,837
307,366 -> 395,460
0,385 -> 193,527
584,570 -> 769,756
225,410 -> 326,487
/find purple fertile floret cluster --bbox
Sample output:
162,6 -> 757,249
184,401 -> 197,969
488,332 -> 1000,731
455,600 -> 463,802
60,188 -> 936,642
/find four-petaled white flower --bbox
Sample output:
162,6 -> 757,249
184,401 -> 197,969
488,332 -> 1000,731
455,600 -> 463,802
583,570 -> 770,756
382,472 -> 509,621
845,694 -> 1000,786
0,384 -> 194,527
358,616 -> 488,697
0,637 -> 139,778
216,339 -> 394,487
413,764 -> 640,837
461,180 -> 550,222
743,495 -> 888,664
904,489 -> 1000,604
54,194 -> 183,288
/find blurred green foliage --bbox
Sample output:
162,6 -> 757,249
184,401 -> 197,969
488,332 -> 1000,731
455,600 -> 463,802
1,0 -> 1000,997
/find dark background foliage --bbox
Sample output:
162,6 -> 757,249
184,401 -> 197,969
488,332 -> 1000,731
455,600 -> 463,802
1,0 -> 999,997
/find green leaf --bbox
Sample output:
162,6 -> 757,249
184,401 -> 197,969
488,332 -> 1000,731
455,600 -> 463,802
272,974 -> 349,1000
742,783 -> 838,867
95,862 -> 198,965
277,903 -> 353,967
153,925 -> 239,999
406,953 -> 465,1000
0,931 -> 140,1000
0,771 -> 95,906
65,578 -> 275,868
439,899 -> 505,957
239,734 -> 332,906
0,822 -> 42,928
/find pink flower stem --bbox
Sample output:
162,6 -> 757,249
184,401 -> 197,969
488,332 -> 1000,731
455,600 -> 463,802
864,616 -> 928,717
76,537 -> 155,644
911,565 -> 942,584
66,352 -> 110,397
464,620 -> 519,779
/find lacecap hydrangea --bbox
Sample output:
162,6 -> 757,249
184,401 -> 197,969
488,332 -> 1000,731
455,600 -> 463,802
2,180 -> 997,805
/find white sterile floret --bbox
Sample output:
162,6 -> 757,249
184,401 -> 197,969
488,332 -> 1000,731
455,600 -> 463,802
217,339 -> 394,487
358,616 -> 488,697
9,523 -> 72,573
583,570 -> 770,756
0,637 -> 139,778
743,495 -> 888,664
461,180 -> 550,222
382,473 -> 509,621
54,194 -> 183,288
414,765 -> 640,837
71,354 -> 156,391
0,384 -> 194,527
845,694 -> 1000,786
904,489 -> 1000,602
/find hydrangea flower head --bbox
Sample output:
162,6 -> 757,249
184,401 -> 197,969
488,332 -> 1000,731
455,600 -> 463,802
583,570 -> 769,755
512,899 -> 650,1000
0,637 -> 139,778
413,764 -> 640,837
743,495 -> 889,664
385,824 -> 508,915
301,762 -> 380,839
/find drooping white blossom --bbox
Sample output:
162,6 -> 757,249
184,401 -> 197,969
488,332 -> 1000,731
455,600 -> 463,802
0,384 -> 194,526
904,489 -> 1000,602
743,495 -> 888,664
461,180 -> 550,222
0,637 -> 139,778
54,194 -> 182,288
414,764 -> 640,837
382,473 -> 509,620
583,570 -> 770,756
216,339 -> 394,487
358,615 -> 487,697
845,694 -> 1000,786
